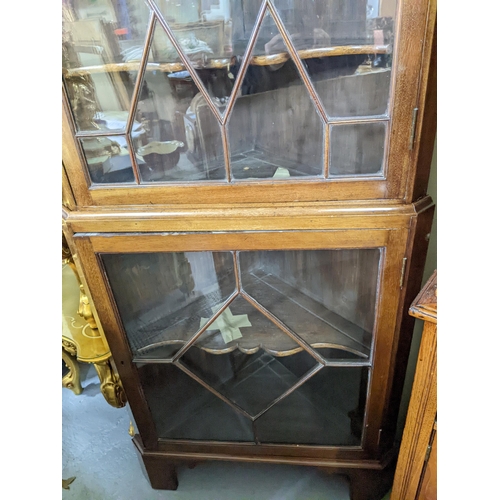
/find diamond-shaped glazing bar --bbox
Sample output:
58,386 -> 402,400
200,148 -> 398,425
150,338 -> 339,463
220,0 -> 269,125
251,363 -> 323,421
174,361 -> 254,420
266,1 -> 329,124
170,291 -> 239,362
145,0 -> 224,124
126,9 -> 156,135
239,291 -> 326,366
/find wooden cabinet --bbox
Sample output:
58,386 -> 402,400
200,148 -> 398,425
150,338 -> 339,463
62,2 -> 436,499
62,0 -> 436,207
391,270 -> 437,500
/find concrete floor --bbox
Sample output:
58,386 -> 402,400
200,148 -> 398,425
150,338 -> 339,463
62,363 -> 392,500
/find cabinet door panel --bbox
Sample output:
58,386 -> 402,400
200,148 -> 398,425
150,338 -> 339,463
62,0 -> 434,204
272,0 -> 396,119
74,228 -> 407,452
101,248 -> 380,363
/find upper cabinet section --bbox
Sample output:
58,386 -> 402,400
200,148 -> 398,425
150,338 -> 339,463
62,0 -> 436,207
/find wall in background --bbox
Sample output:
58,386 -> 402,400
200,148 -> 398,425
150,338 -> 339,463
396,138 -> 437,438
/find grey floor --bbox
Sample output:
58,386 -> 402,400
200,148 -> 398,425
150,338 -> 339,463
62,363 -> 392,500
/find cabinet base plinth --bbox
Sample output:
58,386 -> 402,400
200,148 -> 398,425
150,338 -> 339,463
133,437 -> 395,497
145,460 -> 178,491
345,465 -> 395,500
318,461 -> 395,500
133,440 -> 179,490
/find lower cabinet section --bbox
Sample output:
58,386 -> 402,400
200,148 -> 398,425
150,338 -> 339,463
69,212 -> 433,500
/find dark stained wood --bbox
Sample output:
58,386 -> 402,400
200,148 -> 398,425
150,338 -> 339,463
346,459 -> 397,500
70,220 -> 415,469
133,438 -> 178,490
86,178 -> 390,207
377,200 -> 435,453
360,228 -> 409,455
137,433 -> 397,468
135,434 -> 396,499
406,10 -> 437,203
385,0 -> 436,200
84,229 -> 391,254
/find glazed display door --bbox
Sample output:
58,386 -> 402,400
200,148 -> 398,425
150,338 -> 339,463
74,229 -> 408,456
62,0 -> 430,205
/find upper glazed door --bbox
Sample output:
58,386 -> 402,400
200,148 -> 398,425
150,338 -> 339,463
62,0 -> 435,206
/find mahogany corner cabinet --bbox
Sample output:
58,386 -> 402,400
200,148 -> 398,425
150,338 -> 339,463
62,1 -> 436,499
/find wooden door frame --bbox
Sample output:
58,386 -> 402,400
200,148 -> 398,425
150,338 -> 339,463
71,225 -> 409,462
62,0 -> 436,207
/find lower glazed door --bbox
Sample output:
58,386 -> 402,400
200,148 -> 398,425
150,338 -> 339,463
73,229 -> 407,457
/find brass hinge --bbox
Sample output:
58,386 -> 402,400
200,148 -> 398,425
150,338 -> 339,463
424,443 -> 432,463
399,257 -> 408,288
424,420 -> 437,464
409,107 -> 419,150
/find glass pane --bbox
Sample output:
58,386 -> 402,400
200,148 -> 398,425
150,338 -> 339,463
255,366 -> 369,445
132,19 -> 226,182
79,135 -> 135,183
63,0 -> 149,184
101,252 -> 236,360
62,0 -> 149,131
138,363 -> 254,441
329,122 -> 386,177
103,247 -> 378,445
227,10 -> 323,180
179,296 -> 319,417
194,295 -> 305,355
153,0 -> 267,111
103,248 -> 380,361
239,249 -> 380,360
273,0 -> 397,118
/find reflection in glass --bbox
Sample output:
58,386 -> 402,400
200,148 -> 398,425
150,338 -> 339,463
180,346 -> 317,417
274,0 -> 397,117
103,249 -> 379,360
133,21 -> 226,182
101,252 -> 236,360
329,122 -> 386,176
63,1 -> 398,184
179,295 -> 319,416
103,248 -> 379,444
255,366 -> 369,445
62,0 -> 149,132
194,295 -> 306,355
79,135 -> 135,183
138,363 -> 254,441
228,10 -> 323,180
239,249 -> 380,358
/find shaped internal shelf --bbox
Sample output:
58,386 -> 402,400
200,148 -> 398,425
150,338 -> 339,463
132,271 -> 371,362
63,44 -> 389,76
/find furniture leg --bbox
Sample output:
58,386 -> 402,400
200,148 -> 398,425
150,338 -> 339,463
62,348 -> 83,395
93,360 -> 127,408
346,464 -> 395,500
141,455 -> 178,490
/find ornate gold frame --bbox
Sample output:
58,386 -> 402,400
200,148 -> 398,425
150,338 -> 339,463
62,231 -> 126,408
